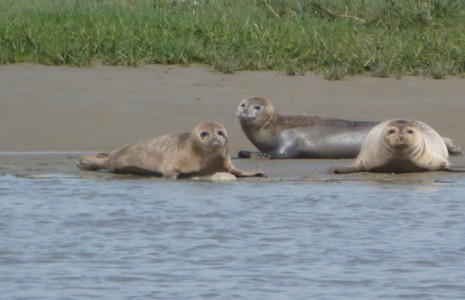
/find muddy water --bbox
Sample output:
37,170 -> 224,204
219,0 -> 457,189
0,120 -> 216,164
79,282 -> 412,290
1,153 -> 465,299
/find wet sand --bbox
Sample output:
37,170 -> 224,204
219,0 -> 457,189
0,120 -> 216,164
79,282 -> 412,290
1,63 -> 464,181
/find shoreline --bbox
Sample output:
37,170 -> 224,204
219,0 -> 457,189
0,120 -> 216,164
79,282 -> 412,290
1,63 -> 464,181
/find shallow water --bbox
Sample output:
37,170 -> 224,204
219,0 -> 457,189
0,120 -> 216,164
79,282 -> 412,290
1,170 -> 465,299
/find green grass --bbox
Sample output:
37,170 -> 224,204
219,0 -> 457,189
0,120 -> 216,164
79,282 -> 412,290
1,0 -> 465,79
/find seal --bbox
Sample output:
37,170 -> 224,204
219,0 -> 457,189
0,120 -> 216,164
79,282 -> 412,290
236,96 -> 462,159
77,122 -> 265,179
330,119 -> 465,174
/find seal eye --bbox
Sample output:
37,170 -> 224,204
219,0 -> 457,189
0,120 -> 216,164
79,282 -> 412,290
387,129 -> 396,135
200,131 -> 209,138
217,130 -> 225,136
240,103 -> 246,108
253,105 -> 261,111
406,129 -> 414,134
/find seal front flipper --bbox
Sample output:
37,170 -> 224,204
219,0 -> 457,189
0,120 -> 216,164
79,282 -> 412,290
229,167 -> 266,177
444,165 -> 465,172
329,166 -> 360,174
225,157 -> 265,177
238,150 -> 253,158
76,152 -> 110,171
238,150 -> 271,159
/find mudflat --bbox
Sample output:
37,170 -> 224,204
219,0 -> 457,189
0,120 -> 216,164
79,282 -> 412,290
1,64 -> 464,180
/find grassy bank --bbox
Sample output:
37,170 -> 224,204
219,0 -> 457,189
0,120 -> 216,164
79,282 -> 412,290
1,0 -> 465,79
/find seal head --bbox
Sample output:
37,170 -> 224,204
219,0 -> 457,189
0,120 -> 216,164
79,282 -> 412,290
192,122 -> 229,154
383,120 -> 422,153
237,96 -> 276,125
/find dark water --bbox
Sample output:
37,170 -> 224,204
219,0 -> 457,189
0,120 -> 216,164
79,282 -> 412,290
1,173 -> 465,300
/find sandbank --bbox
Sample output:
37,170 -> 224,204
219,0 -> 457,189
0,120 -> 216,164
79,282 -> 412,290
1,64 -> 464,181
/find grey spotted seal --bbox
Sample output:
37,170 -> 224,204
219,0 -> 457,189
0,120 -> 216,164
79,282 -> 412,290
77,122 -> 265,179
236,96 -> 462,159
330,119 -> 465,174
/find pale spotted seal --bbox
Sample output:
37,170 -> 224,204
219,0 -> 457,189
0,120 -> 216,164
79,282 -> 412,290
330,119 -> 465,174
236,96 -> 462,159
77,122 -> 265,179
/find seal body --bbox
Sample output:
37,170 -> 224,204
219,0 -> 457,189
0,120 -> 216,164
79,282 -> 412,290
237,97 -> 462,159
77,122 -> 265,179
237,97 -> 378,158
331,119 -> 465,174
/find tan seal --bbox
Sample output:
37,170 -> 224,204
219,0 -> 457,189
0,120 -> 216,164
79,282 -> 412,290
330,119 -> 465,174
237,97 -> 462,159
77,122 -> 265,179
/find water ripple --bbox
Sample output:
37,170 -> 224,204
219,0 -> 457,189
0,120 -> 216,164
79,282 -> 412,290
1,175 -> 465,299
